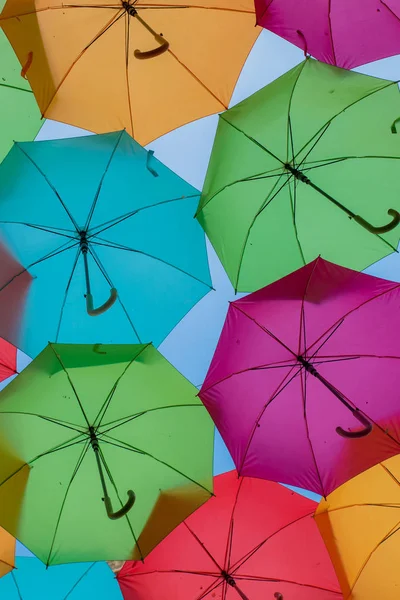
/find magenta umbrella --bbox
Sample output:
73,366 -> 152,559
255,0 -> 400,69
199,257 -> 400,497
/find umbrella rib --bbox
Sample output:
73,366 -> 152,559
0,412 -> 87,435
99,403 -> 204,435
0,82 -> 34,94
166,48 -> 227,110
233,172 -> 292,292
87,193 -> 200,237
307,318 -> 346,360
225,477 -> 244,571
124,13 -> 135,139
300,368 -> 326,496
63,563 -> 96,600
91,237 -> 213,289
0,239 -> 79,295
85,130 -> 125,231
0,221 -> 77,240
45,440 -> 91,567
54,246 -> 81,343
234,574 -> 342,595
48,343 -> 91,429
137,5 -> 255,14
10,572 -> 23,600
14,144 -> 79,232
200,359 -> 297,395
100,434 -> 213,496
220,116 -> 283,165
237,365 -> 302,476
327,0 -> 337,66
229,512 -> 314,575
232,303 -> 297,357
183,521 -> 223,571
299,257 -> 321,358
93,343 -> 151,428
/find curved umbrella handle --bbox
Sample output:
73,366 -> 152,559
336,410 -> 373,439
353,209 -> 400,234
134,34 -> 169,60
86,288 -> 118,317
133,12 -> 169,59
104,490 -> 136,520
274,594 -> 284,600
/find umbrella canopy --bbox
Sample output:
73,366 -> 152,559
117,470 -> 342,599
315,454 -> 400,599
0,342 -> 214,565
0,527 -> 15,578
199,257 -> 400,496
0,0 -> 42,164
196,58 -> 400,293
0,556 -> 122,599
0,0 -> 260,145
0,337 -> 17,383
0,130 -> 212,359
255,0 -> 400,70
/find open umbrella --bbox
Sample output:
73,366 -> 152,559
0,556 -> 122,599
0,130 -> 212,359
0,526 -> 15,578
0,342 -> 214,565
199,257 -> 400,496
255,0 -> 400,70
117,470 -> 342,599
0,0 -> 42,164
196,58 -> 400,293
0,0 -> 260,145
315,454 -> 400,599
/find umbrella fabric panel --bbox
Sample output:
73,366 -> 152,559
0,337 -> 17,382
255,0 -> 400,69
0,343 -> 214,564
0,0 -> 260,144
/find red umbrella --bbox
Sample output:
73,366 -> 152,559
255,0 -> 400,70
0,337 -> 17,383
117,471 -> 342,600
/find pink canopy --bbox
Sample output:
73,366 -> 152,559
200,258 -> 400,496
255,0 -> 400,69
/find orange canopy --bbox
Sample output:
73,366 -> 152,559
0,526 -> 15,578
315,455 -> 400,599
0,0 -> 260,144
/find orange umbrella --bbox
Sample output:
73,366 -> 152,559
0,0 -> 260,144
315,454 -> 400,599
0,527 -> 15,578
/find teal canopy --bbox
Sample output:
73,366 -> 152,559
0,130 -> 212,358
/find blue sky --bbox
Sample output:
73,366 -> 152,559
8,27 -> 400,555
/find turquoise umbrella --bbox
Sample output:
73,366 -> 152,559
0,556 -> 122,599
0,130 -> 212,358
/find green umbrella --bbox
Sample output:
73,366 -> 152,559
197,58 -> 400,292
0,343 -> 214,565
0,0 -> 42,162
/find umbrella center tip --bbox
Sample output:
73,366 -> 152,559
122,1 -> 137,15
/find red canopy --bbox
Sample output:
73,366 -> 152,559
0,337 -> 17,383
118,471 -> 341,599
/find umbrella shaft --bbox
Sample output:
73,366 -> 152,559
230,582 -> 250,600
81,241 -> 92,295
300,358 -> 355,413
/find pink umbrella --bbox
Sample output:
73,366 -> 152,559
199,258 -> 400,496
255,0 -> 400,70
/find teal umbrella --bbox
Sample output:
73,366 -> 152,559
0,130 -> 212,358
0,556 -> 122,599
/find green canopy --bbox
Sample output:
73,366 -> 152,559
0,0 -> 43,162
197,58 -> 400,292
0,343 -> 214,565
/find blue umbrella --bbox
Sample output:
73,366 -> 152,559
0,556 -> 122,599
0,130 -> 212,358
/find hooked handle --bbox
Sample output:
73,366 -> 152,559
336,409 -> 373,439
134,13 -> 169,59
86,288 -> 117,317
353,209 -> 400,234
104,490 -> 136,520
